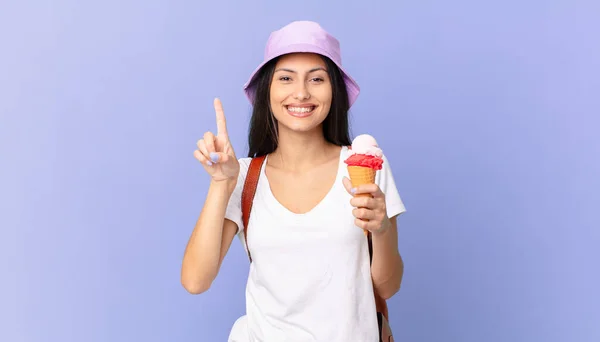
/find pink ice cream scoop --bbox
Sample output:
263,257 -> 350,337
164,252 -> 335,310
345,134 -> 384,170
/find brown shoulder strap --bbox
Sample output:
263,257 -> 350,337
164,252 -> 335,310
241,155 -> 266,262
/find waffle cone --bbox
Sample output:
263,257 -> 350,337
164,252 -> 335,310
347,166 -> 376,236
347,166 -> 376,196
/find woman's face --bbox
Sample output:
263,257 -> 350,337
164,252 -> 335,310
269,53 -> 333,134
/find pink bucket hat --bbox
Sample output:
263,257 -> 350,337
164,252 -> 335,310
243,21 -> 360,107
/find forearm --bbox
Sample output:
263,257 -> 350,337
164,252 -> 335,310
370,216 -> 403,299
181,179 -> 236,293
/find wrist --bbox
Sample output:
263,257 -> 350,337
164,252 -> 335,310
372,217 -> 392,237
210,178 -> 237,195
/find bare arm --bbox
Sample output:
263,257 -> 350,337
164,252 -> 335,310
181,180 -> 239,294
370,216 -> 404,299
181,98 -> 240,294
343,177 -> 404,299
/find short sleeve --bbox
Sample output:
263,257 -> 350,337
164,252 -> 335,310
224,158 -> 251,234
376,153 -> 407,219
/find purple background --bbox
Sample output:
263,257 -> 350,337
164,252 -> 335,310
2,0 -> 599,341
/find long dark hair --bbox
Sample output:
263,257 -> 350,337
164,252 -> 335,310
247,55 -> 352,158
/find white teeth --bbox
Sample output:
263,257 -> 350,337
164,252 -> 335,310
287,106 -> 314,113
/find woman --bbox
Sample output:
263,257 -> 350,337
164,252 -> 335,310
181,21 -> 406,341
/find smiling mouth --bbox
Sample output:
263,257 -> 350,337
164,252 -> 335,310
285,105 -> 317,117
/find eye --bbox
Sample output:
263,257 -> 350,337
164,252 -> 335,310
279,76 -> 292,82
310,77 -> 325,83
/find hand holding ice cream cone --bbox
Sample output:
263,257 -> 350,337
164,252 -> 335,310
342,178 -> 391,236
343,134 -> 390,236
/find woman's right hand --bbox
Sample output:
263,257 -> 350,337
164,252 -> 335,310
194,98 -> 240,182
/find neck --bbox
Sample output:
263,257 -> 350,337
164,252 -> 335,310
269,125 -> 339,172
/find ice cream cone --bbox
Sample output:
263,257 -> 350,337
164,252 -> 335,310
348,165 -> 376,236
348,166 -> 376,188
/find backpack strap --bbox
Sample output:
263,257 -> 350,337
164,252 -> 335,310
240,153 -> 388,320
241,155 -> 266,262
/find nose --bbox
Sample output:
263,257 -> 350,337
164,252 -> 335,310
293,82 -> 311,100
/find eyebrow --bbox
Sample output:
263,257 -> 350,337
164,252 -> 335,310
274,67 -> 327,73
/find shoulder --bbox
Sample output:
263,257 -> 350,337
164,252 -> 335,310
236,157 -> 254,179
238,157 -> 253,165
234,156 -> 264,187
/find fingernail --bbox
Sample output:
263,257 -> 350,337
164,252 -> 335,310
207,161 -> 213,166
210,152 -> 219,163
351,188 -> 356,194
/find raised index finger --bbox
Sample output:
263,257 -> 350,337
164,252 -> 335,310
214,98 -> 228,138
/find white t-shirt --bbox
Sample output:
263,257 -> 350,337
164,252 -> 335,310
225,146 -> 406,342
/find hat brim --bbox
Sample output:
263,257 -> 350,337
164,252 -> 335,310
243,43 -> 360,107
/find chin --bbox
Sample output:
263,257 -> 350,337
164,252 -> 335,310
279,121 -> 320,133
279,116 -> 324,133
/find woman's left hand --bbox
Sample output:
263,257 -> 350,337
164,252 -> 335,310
342,177 -> 391,235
